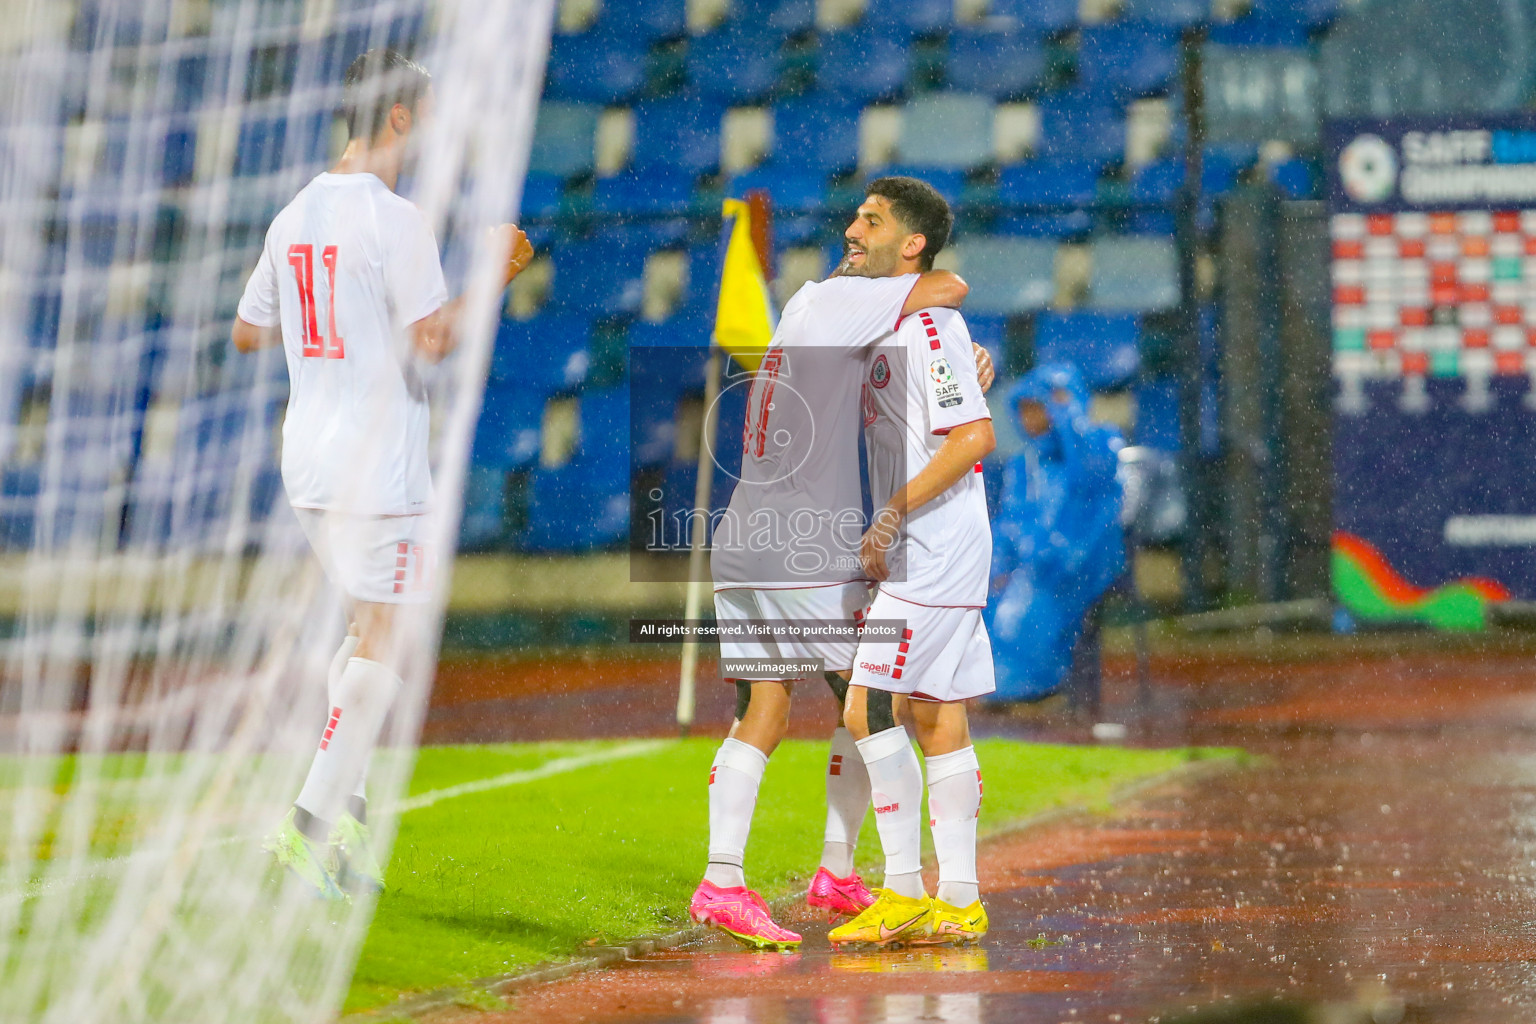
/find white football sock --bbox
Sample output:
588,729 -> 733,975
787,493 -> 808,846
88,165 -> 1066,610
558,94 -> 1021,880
704,737 -> 768,889
326,635 -> 368,808
856,726 -> 926,900
295,657 -> 400,832
926,745 -> 982,908
820,726 -> 870,878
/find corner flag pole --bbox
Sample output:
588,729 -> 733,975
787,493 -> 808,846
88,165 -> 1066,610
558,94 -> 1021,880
676,347 -> 722,735
677,192 -> 774,734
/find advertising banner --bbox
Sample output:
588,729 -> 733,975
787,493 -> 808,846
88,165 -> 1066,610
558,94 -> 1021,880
1326,116 -> 1536,627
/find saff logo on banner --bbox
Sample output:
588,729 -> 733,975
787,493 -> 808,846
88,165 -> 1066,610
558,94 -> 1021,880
1340,134 -> 1397,203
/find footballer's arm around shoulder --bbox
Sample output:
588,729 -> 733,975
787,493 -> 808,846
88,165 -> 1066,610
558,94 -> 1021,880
231,317 -> 280,353
902,269 -> 967,317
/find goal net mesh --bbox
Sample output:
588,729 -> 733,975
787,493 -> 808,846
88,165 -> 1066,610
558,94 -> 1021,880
0,1 -> 552,1019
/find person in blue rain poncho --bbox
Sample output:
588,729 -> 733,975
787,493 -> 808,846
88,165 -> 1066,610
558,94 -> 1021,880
986,363 -> 1126,714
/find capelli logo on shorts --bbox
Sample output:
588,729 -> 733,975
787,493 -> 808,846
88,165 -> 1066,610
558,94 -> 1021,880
874,801 -> 900,815
859,661 -> 890,676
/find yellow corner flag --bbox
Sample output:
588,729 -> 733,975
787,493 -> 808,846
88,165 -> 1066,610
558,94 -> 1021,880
714,198 -> 776,372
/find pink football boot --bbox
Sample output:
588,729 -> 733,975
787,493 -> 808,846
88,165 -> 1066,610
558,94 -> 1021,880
689,880 -> 802,951
806,866 -> 877,921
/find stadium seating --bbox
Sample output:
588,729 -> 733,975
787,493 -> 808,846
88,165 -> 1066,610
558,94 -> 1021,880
472,385 -> 548,470
1135,375 -> 1183,451
1121,0 -> 1208,29
522,450 -> 631,551
592,167 -> 696,216
730,0 -> 817,35
1089,234 -> 1180,311
631,97 -> 726,175
1077,24 -> 1181,97
995,160 -> 1101,237
1035,311 -> 1142,389
863,0 -> 957,37
816,28 -> 912,103
521,172 -> 565,220
770,94 -> 862,174
727,164 -> 827,214
1036,90 -> 1127,164
948,236 -> 1057,315
897,92 -> 995,170
545,31 -> 648,104
687,27 -> 784,105
599,0 -> 689,43
872,164 -> 965,205
546,237 -> 650,316
489,315 -> 592,392
945,25 -> 1048,100
529,101 -> 601,177
459,465 -> 510,550
989,0 -> 1080,34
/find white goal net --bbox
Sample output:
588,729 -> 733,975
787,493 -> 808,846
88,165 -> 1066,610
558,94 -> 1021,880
0,1 -> 552,1020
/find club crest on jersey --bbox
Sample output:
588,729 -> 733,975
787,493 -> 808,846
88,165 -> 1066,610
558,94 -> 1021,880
928,358 -> 953,385
870,353 -> 891,389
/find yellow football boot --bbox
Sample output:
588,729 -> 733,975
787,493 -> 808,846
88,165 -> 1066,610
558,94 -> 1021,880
915,898 -> 988,946
827,889 -> 934,948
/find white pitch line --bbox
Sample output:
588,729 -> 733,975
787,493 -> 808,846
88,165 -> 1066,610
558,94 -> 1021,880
1,739 -> 675,903
389,739 -> 670,813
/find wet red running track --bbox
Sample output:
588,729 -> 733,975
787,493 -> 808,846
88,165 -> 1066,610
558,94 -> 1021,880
426,639 -> 1536,1023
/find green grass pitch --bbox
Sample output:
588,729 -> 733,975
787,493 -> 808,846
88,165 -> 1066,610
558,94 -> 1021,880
347,737 -> 1222,1013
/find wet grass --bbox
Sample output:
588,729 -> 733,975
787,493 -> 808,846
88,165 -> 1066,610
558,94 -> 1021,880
348,737 -> 1228,1013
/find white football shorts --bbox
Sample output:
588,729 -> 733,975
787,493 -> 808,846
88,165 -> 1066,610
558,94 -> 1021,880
713,582 -> 874,677
294,508 -> 435,606
850,590 -> 995,702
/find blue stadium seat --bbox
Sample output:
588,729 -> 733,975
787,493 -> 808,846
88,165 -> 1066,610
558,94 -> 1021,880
1089,235 -> 1180,311
598,0 -> 689,42
522,450 -> 631,551
946,25 -> 1047,99
681,246 -> 724,315
949,236 -> 1057,315
731,0 -> 817,34
864,0 -> 956,36
899,92 -> 995,170
529,101 -> 601,177
1036,92 -> 1126,164
593,167 -> 697,216
460,465 -> 509,550
547,237 -> 650,316
1135,375 -> 1182,451
172,53 -> 210,111
1247,0 -> 1340,28
989,0 -> 1078,33
489,315 -> 592,392
473,385 -> 548,469
545,31 -> 647,104
630,333 -> 712,467
631,97 -> 726,174
995,160 -> 1100,237
1270,157 -> 1316,198
688,27 -> 784,104
1122,0 -> 1208,28
961,312 -> 1007,359
232,113 -> 328,177
1035,311 -> 1142,389
771,94 -> 861,174
817,29 -> 912,103
871,165 -> 966,205
1206,17 -> 1311,46
161,120 -> 197,186
579,386 -> 631,450
1077,24 -> 1180,97
521,172 -> 565,220
728,164 -> 827,214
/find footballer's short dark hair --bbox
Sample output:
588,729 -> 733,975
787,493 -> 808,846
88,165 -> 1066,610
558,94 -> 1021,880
342,49 -> 431,141
865,175 -> 954,271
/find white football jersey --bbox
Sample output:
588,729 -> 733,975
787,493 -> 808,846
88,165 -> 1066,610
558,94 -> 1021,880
862,306 -> 992,608
710,273 -> 918,589
237,172 -> 448,515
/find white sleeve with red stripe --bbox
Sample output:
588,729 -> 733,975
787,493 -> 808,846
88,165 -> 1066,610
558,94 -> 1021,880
910,307 -> 990,436
804,273 -> 920,348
